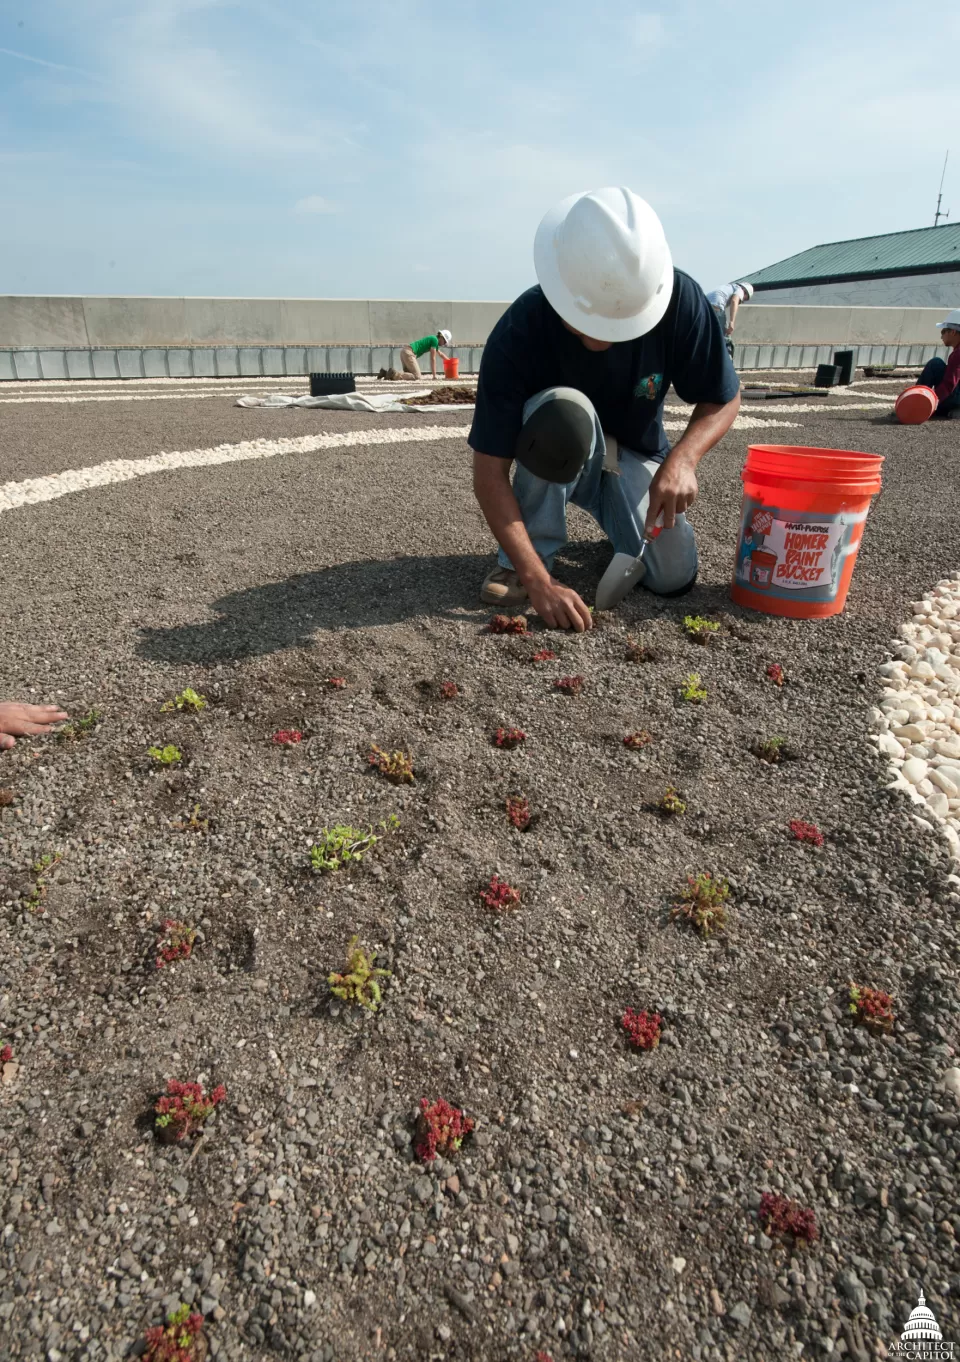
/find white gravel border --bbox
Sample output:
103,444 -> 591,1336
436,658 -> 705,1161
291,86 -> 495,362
872,574 -> 960,862
0,425 -> 472,515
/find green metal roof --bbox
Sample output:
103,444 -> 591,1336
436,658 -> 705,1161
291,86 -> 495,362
746,223 -> 960,289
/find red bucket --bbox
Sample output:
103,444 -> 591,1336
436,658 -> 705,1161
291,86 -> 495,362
443,356 -> 459,380
895,385 -> 937,425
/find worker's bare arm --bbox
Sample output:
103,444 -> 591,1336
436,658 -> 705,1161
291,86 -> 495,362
472,452 -> 592,631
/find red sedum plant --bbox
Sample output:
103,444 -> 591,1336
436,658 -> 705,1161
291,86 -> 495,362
530,648 -> 557,663
155,919 -> 197,970
849,984 -> 894,1034
494,727 -> 526,749
622,1008 -> 662,1051
758,1191 -> 818,1244
505,795 -> 531,830
488,614 -> 528,635
1,1044 -> 12,1064
154,1079 -> 226,1144
325,677 -> 346,689
143,1304 -> 206,1362
414,1098 -> 474,1163
623,730 -> 652,750
480,874 -> 521,912
554,675 -> 584,696
272,729 -> 302,746
789,819 -> 824,847
766,663 -> 785,687
439,681 -> 460,700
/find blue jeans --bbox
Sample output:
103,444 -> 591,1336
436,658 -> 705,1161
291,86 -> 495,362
918,357 -> 960,416
498,387 -> 699,595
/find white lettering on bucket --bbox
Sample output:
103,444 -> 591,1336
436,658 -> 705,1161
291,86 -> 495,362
764,516 -> 846,592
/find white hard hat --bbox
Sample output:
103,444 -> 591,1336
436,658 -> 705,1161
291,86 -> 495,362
438,328 -> 452,344
534,187 -> 674,342
738,281 -> 755,301
936,309 -> 960,330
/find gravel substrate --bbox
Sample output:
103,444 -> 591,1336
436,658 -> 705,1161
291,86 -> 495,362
1,378 -> 959,1360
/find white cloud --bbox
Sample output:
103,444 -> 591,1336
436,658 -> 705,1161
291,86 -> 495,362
0,45 -> 97,77
626,13 -> 666,50
293,195 -> 342,215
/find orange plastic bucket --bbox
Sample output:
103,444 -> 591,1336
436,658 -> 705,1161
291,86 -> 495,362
895,385 -> 937,425
730,444 -> 884,618
443,355 -> 459,380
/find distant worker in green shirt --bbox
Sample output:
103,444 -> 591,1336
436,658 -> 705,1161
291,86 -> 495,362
400,328 -> 453,379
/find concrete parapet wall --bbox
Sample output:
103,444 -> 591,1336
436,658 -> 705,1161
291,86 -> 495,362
1,295 -> 949,353
0,296 -> 510,349
735,304 -> 947,347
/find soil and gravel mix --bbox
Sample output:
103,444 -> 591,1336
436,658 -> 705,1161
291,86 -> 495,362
0,384 -> 959,1361
402,386 -> 478,408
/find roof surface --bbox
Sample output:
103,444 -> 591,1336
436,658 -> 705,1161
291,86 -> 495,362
747,223 -> 960,288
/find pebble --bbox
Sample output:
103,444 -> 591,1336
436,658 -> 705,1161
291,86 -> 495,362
944,1069 -> 960,1100
879,579 -> 960,860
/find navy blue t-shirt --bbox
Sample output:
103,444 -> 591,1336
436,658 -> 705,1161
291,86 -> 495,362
468,270 -> 739,464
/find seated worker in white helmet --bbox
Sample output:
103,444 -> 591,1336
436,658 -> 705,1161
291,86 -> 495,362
705,279 -> 754,359
916,309 -> 960,420
469,187 -> 742,631
400,328 -> 453,380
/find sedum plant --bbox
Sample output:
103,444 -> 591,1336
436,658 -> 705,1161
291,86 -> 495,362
161,688 -> 207,714
328,936 -> 391,1011
671,872 -> 729,938
148,744 -> 182,767
310,815 -> 399,873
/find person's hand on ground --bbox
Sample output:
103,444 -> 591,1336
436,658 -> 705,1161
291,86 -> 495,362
0,701 -> 69,750
527,578 -> 593,632
646,452 -> 699,532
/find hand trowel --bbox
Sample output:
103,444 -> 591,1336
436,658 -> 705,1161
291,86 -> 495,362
595,520 -> 663,611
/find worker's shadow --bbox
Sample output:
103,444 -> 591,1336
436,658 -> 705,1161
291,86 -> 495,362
137,553 -> 493,664
138,544 -> 606,664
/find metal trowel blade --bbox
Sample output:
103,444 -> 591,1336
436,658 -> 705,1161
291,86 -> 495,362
595,543 -> 649,610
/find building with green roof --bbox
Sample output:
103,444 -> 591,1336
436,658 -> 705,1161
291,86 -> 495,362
744,223 -> 960,307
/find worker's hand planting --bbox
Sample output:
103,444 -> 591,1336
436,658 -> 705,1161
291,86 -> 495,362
527,578 -> 593,632
645,452 -> 699,531
0,701 -> 70,750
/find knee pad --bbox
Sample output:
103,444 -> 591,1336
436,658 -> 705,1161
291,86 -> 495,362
515,393 -> 594,484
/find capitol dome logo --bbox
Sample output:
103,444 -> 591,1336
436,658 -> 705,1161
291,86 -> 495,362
891,1291 -> 954,1359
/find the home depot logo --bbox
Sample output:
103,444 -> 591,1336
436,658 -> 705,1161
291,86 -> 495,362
890,1291 -> 954,1359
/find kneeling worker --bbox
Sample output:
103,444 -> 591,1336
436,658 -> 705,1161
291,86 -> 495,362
400,329 -> 453,380
917,309 -> 960,420
469,186 -> 742,631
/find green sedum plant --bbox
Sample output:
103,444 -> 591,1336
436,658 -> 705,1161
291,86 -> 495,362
328,936 -> 391,1011
161,688 -> 207,714
148,745 -> 182,767
671,872 -> 729,938
680,673 -> 707,703
309,815 -> 399,873
683,615 -> 720,644
55,709 -> 101,743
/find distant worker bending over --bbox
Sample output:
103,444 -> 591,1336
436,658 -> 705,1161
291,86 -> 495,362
400,328 -> 453,380
705,279 -> 754,358
916,309 -> 960,420
469,186 -> 741,631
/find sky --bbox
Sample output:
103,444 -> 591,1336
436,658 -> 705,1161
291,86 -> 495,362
1,0 -> 956,301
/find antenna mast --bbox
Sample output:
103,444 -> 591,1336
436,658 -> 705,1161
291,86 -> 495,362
934,151 -> 950,226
